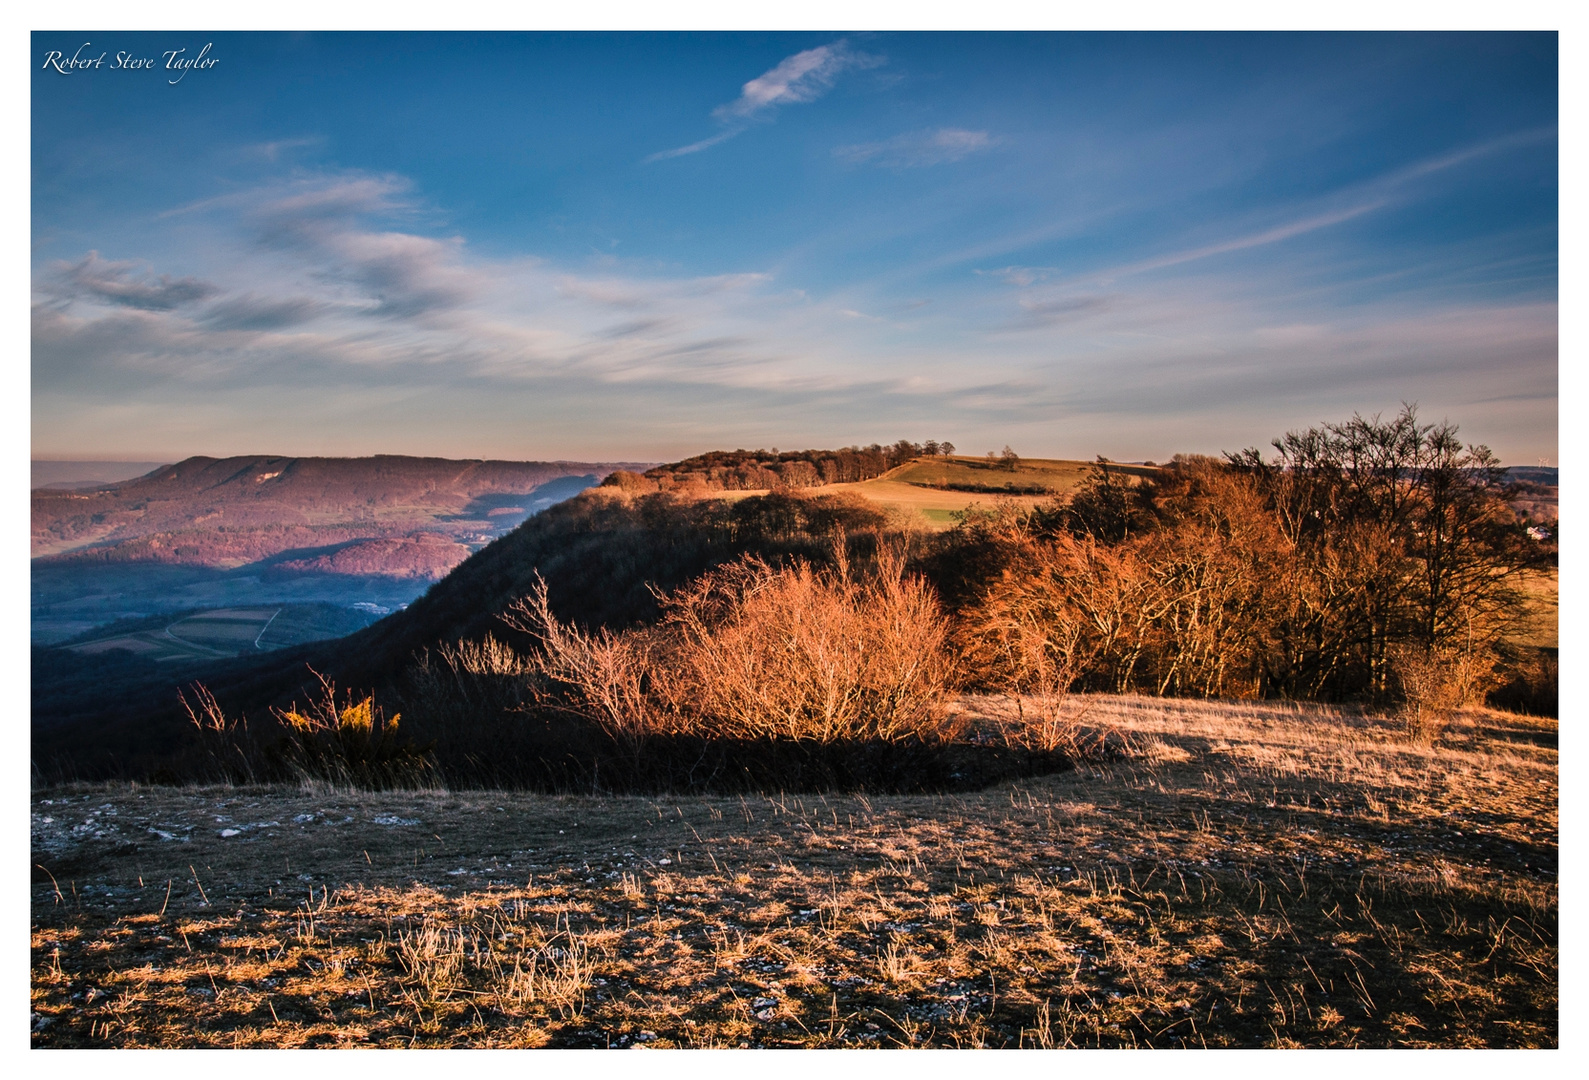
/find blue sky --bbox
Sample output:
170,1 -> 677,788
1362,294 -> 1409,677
31,31 -> 1558,464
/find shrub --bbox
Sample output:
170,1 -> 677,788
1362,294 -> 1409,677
660,544 -> 956,743
1388,640 -> 1498,744
507,541 -> 958,747
506,584 -> 662,753
405,635 -> 537,719
180,682 -> 259,784
1487,647 -> 1557,717
271,671 -> 437,788
176,672 -> 436,788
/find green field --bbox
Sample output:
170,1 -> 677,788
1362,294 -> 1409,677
64,603 -> 381,663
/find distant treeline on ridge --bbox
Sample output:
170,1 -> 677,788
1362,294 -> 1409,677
602,439 -> 956,492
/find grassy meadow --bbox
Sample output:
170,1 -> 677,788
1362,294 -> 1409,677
31,694 -> 1556,1048
725,455 -> 1160,531
1512,569 -> 1559,650
885,455 -> 1158,492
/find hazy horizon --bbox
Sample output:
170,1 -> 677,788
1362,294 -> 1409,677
33,32 -> 1557,465
29,438 -> 1561,470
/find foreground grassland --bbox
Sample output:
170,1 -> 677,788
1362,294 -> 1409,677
31,696 -> 1556,1048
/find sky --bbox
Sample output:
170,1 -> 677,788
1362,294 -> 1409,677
30,31 -> 1558,465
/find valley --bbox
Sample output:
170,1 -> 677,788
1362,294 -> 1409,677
31,455 -> 651,645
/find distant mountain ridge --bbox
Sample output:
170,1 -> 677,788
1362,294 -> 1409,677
31,460 -> 171,490
33,454 -> 654,564
30,454 -> 655,646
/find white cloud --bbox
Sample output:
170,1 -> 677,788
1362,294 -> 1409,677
647,40 -> 882,162
712,41 -> 874,123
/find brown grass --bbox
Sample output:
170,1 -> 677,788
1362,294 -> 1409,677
31,695 -> 1555,1047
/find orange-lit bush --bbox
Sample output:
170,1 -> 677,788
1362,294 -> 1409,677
508,543 -> 956,748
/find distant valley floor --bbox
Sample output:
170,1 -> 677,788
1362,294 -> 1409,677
32,564 -> 418,649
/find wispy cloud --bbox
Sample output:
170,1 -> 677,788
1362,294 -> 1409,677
928,128 -> 1554,286
243,136 -> 324,163
712,41 -> 876,123
249,175 -> 416,231
976,266 -> 1054,288
834,128 -> 999,168
1376,126 -> 1556,188
1013,294 -> 1116,327
37,173 -> 823,396
962,128 -> 1559,326
647,40 -> 882,162
55,252 -> 218,311
1099,202 -> 1389,281
201,294 -> 328,331
645,130 -> 738,162
230,176 -> 480,320
159,172 -> 413,222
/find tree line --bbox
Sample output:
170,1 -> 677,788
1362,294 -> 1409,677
932,406 -> 1553,720
602,439 -> 957,493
